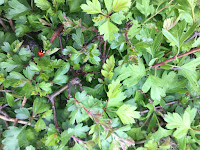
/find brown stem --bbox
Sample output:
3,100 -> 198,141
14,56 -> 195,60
47,77 -> 81,131
0,90 -> 12,93
185,31 -> 200,43
151,47 -> 200,69
102,41 -> 107,63
0,18 -> 9,32
106,47 -> 111,60
50,24 -> 64,43
0,114 -> 31,125
8,19 -> 15,32
1,98 -> 21,109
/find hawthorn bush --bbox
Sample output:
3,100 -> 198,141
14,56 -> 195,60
0,0 -> 200,149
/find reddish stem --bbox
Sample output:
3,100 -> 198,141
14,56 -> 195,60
151,47 -> 200,69
50,25 -> 64,43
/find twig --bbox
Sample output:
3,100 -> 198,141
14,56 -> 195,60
0,114 -> 31,125
1,98 -> 21,109
106,47 -> 111,60
8,19 -> 15,32
0,18 -> 9,32
185,31 -> 200,43
47,77 -> 81,131
151,47 -> 200,69
58,33 -> 64,58
0,90 -> 12,93
50,24 -> 64,43
13,96 -> 27,126
102,41 -> 107,63
143,0 -> 174,24
84,35 -> 98,48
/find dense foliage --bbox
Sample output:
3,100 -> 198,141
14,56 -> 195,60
0,0 -> 200,149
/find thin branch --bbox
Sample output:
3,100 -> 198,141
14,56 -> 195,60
0,90 -> 12,93
47,77 -> 81,132
0,114 -> 31,125
185,31 -> 200,43
151,47 -> 200,69
84,35 -> 98,48
143,0 -> 174,24
8,19 -> 15,32
106,47 -> 111,60
1,98 -> 21,109
0,18 -> 9,32
50,24 -> 64,43
102,41 -> 107,63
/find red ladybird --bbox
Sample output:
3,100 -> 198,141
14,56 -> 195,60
37,49 -> 46,57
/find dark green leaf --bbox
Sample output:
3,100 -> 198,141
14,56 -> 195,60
33,97 -> 50,115
6,92 -> 14,106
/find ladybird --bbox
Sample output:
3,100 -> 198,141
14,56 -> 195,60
37,49 -> 46,57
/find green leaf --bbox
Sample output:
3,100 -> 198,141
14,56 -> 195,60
23,66 -> 36,80
110,12 -> 125,24
162,29 -> 179,47
72,28 -> 84,49
117,59 -> 146,87
34,0 -> 51,10
151,31 -> 162,57
6,92 -> 14,107
1,59 -> 20,72
45,124 -> 59,146
5,0 -> 30,19
142,75 -> 166,103
99,20 -> 119,42
34,118 -> 46,132
53,62 -> 70,85
112,0 -> 131,12
152,126 -> 172,141
101,55 -> 115,80
116,104 -> 140,124
25,145 -> 35,150
179,23 -> 197,45
127,20 -> 140,39
162,71 -> 187,93
69,123 -> 90,138
136,0 -> 154,17
0,0 -> 4,5
2,126 -> 24,150
42,109 -> 53,121
15,107 -> 30,120
164,106 -> 196,139
104,0 -> 113,12
59,130 -> 74,148
81,0 -> 101,14
33,97 -> 50,115
15,24 -> 32,37
38,82 -> 52,93
179,57 -> 200,91
127,128 -> 145,141
68,0 -> 85,13
107,80 -> 126,107
29,62 -> 41,72
19,48 -> 32,61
